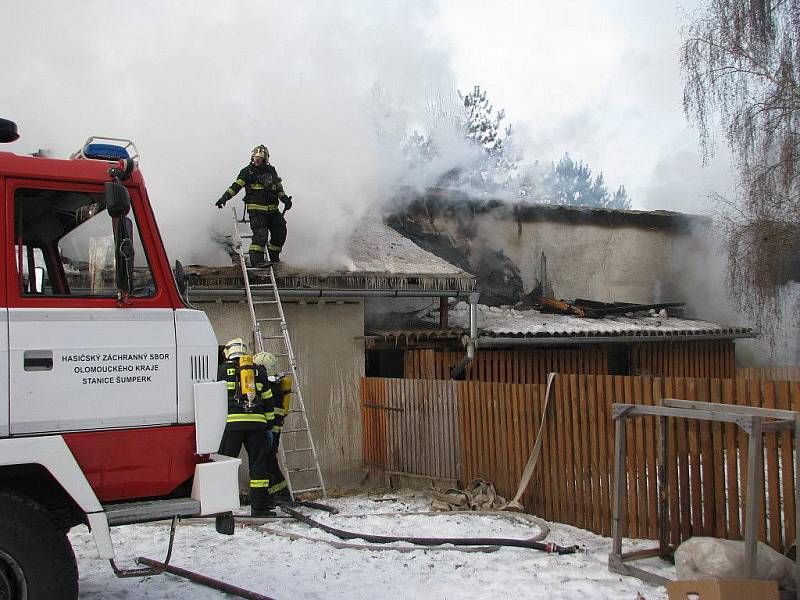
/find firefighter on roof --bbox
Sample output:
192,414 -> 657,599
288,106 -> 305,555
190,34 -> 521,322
215,145 -> 292,265
217,338 -> 276,516
254,351 -> 292,502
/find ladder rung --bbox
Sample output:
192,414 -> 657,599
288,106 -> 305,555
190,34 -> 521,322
257,317 -> 283,322
280,428 -> 309,435
292,486 -> 324,494
260,335 -> 286,340
273,353 -> 289,357
283,447 -> 314,454
289,467 -> 319,473
253,300 -> 278,305
288,409 -> 306,414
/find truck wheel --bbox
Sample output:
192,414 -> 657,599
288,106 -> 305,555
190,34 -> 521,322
0,492 -> 78,600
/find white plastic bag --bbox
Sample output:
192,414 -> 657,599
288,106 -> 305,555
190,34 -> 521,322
674,537 -> 797,591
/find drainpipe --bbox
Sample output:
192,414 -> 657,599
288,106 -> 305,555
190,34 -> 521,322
450,292 -> 480,379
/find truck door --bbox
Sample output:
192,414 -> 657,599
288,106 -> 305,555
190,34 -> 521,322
5,180 -> 178,434
0,177 -> 7,438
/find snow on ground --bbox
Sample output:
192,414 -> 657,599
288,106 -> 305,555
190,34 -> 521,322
71,490 -> 674,599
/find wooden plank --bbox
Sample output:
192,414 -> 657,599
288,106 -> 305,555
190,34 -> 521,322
587,374 -> 601,535
642,376 -> 658,540
553,375 -> 568,524
723,378 -> 741,539
465,381 -> 477,485
563,375 -> 578,527
786,381 -> 799,550
673,378 -> 691,542
596,375 -> 611,536
531,383 -> 546,516
686,378 -> 703,536
620,376 -> 638,539
489,382 -> 501,490
541,381 -> 557,521
569,375 -> 584,530
750,379 -> 768,543
710,379 -> 727,539
697,378 -> 715,536
495,382 -> 508,495
632,375 -> 648,538
662,377 -> 680,546
763,380 -> 781,550
510,382 -> 523,505
736,378 -> 750,543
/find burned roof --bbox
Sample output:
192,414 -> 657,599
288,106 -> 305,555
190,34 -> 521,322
188,223 -> 476,292
391,188 -> 710,232
425,302 -> 753,340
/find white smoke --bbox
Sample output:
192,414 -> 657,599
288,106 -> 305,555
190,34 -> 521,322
0,1 -> 455,268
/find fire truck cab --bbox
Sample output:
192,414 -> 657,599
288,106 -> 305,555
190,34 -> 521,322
0,119 -> 240,599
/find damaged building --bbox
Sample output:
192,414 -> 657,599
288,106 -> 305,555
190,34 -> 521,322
190,196 -> 753,487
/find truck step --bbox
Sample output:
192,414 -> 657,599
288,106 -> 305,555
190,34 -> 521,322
103,498 -> 201,526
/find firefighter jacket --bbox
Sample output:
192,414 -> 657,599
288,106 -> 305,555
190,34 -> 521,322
217,359 -> 275,430
268,375 -> 291,433
221,162 -> 288,213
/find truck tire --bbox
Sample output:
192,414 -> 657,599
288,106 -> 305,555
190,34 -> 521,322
0,492 -> 78,600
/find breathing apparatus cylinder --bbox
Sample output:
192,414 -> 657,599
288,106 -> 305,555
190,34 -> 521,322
237,354 -> 257,410
280,375 -> 292,411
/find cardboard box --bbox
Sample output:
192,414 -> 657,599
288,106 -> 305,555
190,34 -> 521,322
666,579 -> 779,600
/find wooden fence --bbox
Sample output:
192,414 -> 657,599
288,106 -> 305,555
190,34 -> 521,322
737,366 -> 800,381
404,340 -> 735,384
405,348 -> 609,382
361,375 -> 799,552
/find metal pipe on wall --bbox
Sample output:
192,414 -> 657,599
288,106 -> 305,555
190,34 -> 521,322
450,292 -> 481,379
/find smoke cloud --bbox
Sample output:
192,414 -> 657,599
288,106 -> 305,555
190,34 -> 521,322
1,1 -> 455,268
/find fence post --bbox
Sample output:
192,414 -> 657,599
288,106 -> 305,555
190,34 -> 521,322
611,416 -> 627,555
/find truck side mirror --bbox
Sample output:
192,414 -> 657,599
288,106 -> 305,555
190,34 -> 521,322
174,259 -> 188,298
114,216 -> 134,294
105,181 -> 130,217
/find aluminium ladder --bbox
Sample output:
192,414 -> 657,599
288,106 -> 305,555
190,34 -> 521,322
230,208 -> 326,500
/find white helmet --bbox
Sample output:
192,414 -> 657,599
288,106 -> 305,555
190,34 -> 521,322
253,351 -> 278,375
251,144 -> 269,163
223,338 -> 248,360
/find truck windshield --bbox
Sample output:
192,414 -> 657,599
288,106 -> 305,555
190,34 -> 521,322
14,187 -> 156,297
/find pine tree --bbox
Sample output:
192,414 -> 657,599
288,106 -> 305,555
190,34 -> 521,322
457,85 -> 516,190
547,153 -> 631,209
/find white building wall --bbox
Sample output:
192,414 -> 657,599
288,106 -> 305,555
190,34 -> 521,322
196,297 -> 365,489
432,215 -> 700,304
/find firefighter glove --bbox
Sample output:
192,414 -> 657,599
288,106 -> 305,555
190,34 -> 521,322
282,196 -> 292,211
215,197 -> 227,209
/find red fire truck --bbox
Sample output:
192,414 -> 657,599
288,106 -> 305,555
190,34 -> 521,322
0,118 -> 240,599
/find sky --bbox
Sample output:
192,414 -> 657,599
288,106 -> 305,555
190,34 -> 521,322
1,0 -> 733,270
435,0 -> 735,214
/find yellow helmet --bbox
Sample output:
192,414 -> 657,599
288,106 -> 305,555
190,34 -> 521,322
251,145 -> 269,162
253,351 -> 278,376
223,338 -> 248,360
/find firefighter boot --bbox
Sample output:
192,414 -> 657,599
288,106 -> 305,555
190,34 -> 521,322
249,248 -> 267,267
267,249 -> 280,264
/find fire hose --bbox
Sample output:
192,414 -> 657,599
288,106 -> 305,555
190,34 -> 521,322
279,504 -> 579,554
136,557 -> 275,600
136,500 -> 577,599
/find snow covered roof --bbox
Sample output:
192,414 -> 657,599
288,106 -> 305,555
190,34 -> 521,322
189,223 -> 476,291
439,302 -> 753,340
346,224 -> 467,277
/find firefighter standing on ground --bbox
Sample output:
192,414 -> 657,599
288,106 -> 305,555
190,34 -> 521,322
217,338 -> 276,516
254,351 -> 292,502
215,145 -> 292,265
